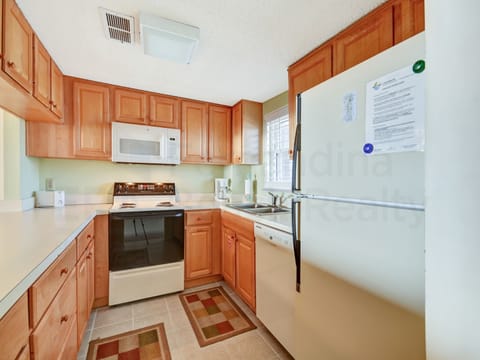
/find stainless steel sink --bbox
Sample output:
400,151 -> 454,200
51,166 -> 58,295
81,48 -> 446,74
226,203 -> 290,215
226,203 -> 270,210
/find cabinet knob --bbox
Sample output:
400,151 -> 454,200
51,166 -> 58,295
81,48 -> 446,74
7,61 -> 14,67
60,315 -> 69,323
60,267 -> 68,276
87,253 -> 92,259
87,234 -> 92,239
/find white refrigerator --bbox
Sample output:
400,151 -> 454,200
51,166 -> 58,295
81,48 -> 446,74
291,33 -> 426,360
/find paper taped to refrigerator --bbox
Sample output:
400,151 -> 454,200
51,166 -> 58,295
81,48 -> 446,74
364,62 -> 425,154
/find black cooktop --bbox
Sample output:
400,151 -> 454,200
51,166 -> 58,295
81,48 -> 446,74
113,182 -> 176,196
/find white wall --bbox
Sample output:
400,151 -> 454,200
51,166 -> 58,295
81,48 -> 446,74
425,1 -> 480,359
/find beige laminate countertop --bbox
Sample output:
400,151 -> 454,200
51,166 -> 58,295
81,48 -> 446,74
0,200 -> 291,319
0,204 -> 111,319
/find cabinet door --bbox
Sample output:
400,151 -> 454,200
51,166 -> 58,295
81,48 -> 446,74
0,0 -> 3,69
50,61 -> 64,118
288,45 -> 332,157
222,227 -> 236,289
150,95 -> 180,128
0,293 -> 29,360
31,269 -> 77,360
181,100 -> 208,163
33,36 -> 51,108
232,102 -> 242,164
94,215 -> 109,308
73,81 -> 111,159
185,225 -> 213,279
87,241 -> 95,310
333,6 -> 394,75
3,0 -> 34,93
208,105 -> 231,164
235,234 -> 256,310
114,88 -> 147,124
76,251 -> 88,347
394,0 -> 425,43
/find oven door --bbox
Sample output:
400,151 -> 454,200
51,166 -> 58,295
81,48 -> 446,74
109,210 -> 184,272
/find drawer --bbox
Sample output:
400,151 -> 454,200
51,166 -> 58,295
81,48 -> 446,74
186,210 -> 213,226
29,241 -> 76,328
31,269 -> 77,360
222,211 -> 254,239
0,293 -> 29,360
58,315 -> 77,360
77,220 -> 94,258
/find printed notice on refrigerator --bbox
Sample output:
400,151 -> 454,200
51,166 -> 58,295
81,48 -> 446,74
364,62 -> 425,154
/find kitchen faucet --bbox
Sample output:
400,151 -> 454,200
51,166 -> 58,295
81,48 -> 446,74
268,192 -> 279,207
279,193 -> 293,208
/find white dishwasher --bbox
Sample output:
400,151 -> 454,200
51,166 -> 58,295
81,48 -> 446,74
255,222 -> 295,357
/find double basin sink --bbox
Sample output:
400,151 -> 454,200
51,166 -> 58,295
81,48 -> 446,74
226,203 -> 290,215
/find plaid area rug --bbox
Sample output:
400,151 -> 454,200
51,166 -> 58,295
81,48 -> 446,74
86,323 -> 171,360
179,286 -> 256,347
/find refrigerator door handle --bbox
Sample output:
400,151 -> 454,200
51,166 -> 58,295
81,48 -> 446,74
292,94 -> 301,193
291,197 -> 301,292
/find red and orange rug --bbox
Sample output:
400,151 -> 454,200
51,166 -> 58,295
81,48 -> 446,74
179,286 -> 256,347
86,323 -> 171,360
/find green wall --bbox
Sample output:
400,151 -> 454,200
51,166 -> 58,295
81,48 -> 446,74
38,159 -> 228,195
1,110 -> 39,200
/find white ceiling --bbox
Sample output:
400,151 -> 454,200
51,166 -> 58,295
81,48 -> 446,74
17,0 -> 386,106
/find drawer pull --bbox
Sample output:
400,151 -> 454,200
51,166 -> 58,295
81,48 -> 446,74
60,267 -> 68,276
60,315 -> 69,323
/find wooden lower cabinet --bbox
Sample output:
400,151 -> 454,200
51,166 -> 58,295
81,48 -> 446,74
235,234 -> 255,308
184,210 -> 221,286
0,293 -> 29,360
58,317 -> 78,360
221,227 -> 236,288
31,268 -> 77,360
221,211 -> 256,311
77,239 -> 95,346
94,214 -> 109,308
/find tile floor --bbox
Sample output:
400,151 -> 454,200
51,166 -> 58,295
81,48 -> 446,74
77,282 -> 293,360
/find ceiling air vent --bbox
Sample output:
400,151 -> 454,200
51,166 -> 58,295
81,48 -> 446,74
99,8 -> 135,45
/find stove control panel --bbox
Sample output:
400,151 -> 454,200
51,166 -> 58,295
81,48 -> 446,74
113,182 -> 176,196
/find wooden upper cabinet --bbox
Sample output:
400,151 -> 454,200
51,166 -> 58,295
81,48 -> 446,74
114,88 -> 147,124
208,105 -> 231,164
181,100 -> 208,163
150,95 -> 180,128
231,100 -> 262,165
50,61 -> 64,118
3,0 -> 34,93
73,80 -> 111,159
33,36 -> 51,108
394,0 -> 425,43
333,6 -> 394,75
288,44 -> 332,156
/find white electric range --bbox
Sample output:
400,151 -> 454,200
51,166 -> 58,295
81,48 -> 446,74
109,182 -> 185,305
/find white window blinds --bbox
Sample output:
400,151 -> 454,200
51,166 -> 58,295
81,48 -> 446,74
264,105 -> 292,190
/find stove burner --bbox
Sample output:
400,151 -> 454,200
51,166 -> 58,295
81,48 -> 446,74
156,201 -> 174,207
120,202 -> 136,209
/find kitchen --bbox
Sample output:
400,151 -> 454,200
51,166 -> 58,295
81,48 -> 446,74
1,1 -> 479,360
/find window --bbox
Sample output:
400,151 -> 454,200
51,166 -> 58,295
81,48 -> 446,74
264,105 -> 292,190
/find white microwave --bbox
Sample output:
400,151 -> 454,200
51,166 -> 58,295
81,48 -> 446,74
111,122 -> 180,164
